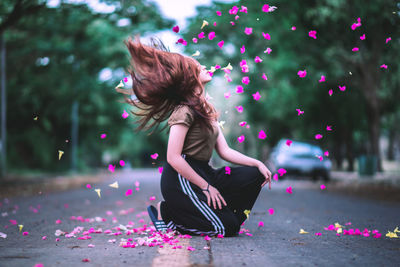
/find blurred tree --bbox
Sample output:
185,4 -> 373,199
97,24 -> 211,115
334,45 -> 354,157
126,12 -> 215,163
182,0 -> 399,171
3,0 -> 174,175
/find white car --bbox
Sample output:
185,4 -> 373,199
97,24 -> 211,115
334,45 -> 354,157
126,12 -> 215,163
270,139 -> 332,181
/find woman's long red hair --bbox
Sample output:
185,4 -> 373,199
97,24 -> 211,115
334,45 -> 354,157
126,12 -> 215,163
116,34 -> 219,135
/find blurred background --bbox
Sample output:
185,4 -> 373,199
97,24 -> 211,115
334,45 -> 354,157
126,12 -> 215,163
0,0 -> 399,186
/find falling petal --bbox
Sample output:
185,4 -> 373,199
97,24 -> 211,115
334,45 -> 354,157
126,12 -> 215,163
242,76 -> 250,84
262,73 -> 268,80
264,47 -> 272,54
258,130 -> 267,139
299,229 -> 309,234
172,25 -> 179,33
94,188 -> 101,198
151,153 -> 159,160
100,133 -> 107,139
286,140 -> 292,146
116,81 -> 124,89
58,150 -> 64,160
297,70 -> 307,78
258,221 -> 264,227
244,27 -> 253,35
315,134 -> 323,139
320,184 -> 326,190
18,225 -> 23,232
108,164 -> 116,173
122,110 -> 129,119
240,45 -> 245,54
268,208 -> 274,215
109,182 -> 119,189
286,186 -> 293,194
262,32 -> 271,40
308,30 -> 317,39
237,135 -> 245,143
201,20 -> 209,29
191,50 -> 200,57
262,4 -> 270,12
217,40 -> 224,48
208,31 -> 216,40
252,92 -> 261,101
125,189 -> 133,196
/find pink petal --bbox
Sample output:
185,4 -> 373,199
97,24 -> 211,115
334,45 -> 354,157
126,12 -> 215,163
172,25 -> 179,33
268,208 -> 274,215
244,27 -> 253,35
258,130 -> 267,139
262,4 -> 270,12
122,110 -> 129,119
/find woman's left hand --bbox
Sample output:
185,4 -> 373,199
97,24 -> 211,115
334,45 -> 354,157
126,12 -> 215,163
256,161 -> 272,190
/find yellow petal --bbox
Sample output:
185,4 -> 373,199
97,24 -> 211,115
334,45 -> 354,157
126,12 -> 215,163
191,50 -> 200,57
58,150 -> 64,160
18,225 -> 23,232
94,188 -> 101,198
208,66 -> 216,73
394,226 -> 399,233
201,20 -> 209,29
299,229 -> 309,234
222,63 -> 233,71
336,228 -> 342,234
218,121 -> 225,130
109,182 -> 119,189
244,209 -> 251,219
334,222 -> 343,228
33,116 -> 38,121
116,81 -> 124,89
349,71 -> 352,75
385,231 -> 398,238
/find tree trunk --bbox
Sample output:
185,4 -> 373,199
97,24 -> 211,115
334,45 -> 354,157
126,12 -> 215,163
344,129 -> 354,171
0,34 -> 6,179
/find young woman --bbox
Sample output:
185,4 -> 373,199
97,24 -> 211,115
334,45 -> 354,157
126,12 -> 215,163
117,35 -> 272,237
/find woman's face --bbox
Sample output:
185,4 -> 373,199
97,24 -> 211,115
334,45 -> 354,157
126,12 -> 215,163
198,63 -> 212,84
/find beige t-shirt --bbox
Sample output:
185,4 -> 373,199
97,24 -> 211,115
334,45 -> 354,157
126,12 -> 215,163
167,104 -> 219,162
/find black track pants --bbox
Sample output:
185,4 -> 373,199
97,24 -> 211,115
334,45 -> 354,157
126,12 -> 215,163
160,153 -> 265,237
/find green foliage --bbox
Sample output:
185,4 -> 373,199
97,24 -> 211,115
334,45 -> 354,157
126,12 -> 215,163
182,0 -> 399,160
3,0 -> 174,173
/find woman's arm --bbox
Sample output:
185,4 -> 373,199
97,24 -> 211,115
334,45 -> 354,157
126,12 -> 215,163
167,124 -> 208,189
220,148 -> 262,167
215,124 -> 262,167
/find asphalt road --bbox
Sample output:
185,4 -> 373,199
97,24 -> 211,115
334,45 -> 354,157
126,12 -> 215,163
0,168 -> 399,267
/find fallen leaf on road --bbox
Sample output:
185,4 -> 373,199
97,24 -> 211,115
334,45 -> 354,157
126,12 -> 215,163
299,229 -> 308,234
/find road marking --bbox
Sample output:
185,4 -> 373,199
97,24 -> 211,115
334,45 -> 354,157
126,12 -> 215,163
152,238 -> 190,267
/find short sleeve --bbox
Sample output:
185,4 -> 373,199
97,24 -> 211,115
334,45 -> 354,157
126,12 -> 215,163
168,105 -> 195,128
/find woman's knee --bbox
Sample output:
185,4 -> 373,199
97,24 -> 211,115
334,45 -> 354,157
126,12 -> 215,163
251,166 -> 265,185
222,216 -> 240,236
